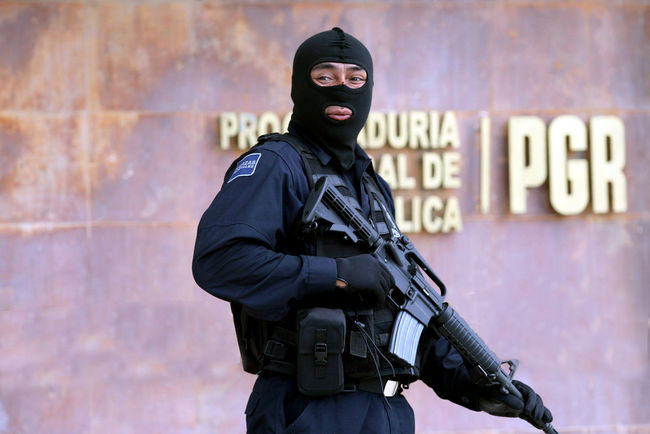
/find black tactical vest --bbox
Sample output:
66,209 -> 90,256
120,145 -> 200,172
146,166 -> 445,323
231,133 -> 420,388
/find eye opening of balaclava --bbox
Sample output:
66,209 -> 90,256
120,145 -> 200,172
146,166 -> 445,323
291,27 -> 374,169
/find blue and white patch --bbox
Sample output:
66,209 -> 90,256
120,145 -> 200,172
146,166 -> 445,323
228,153 -> 262,183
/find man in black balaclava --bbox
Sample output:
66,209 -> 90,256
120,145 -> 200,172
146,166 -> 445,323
193,28 -> 553,433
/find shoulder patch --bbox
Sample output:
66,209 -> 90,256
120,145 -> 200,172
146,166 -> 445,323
228,153 -> 262,183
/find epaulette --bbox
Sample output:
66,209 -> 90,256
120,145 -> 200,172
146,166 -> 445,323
256,132 -> 284,144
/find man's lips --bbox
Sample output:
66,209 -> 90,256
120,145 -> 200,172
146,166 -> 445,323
325,106 -> 352,121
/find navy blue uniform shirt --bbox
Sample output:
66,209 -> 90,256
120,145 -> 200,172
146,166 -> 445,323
192,126 -> 483,411
192,125 -> 393,321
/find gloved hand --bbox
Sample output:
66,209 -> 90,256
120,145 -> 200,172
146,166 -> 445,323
335,254 -> 394,308
479,380 -> 553,430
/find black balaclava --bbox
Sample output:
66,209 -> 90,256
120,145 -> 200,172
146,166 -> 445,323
291,27 -> 373,169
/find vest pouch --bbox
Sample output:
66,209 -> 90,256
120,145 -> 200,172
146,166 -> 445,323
297,308 -> 346,396
231,302 -> 269,374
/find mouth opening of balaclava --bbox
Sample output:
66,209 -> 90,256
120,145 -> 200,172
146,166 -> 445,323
290,27 -> 374,169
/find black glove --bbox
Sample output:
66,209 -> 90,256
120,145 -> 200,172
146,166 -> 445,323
335,254 -> 394,308
479,380 -> 553,429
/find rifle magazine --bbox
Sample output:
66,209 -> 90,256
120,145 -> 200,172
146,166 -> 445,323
388,311 -> 424,367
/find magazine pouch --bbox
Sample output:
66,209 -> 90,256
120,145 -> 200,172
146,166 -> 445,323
297,308 -> 346,396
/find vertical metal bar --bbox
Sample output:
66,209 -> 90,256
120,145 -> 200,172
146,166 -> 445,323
480,115 -> 491,214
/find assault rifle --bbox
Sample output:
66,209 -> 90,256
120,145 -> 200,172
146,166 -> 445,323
301,177 -> 558,434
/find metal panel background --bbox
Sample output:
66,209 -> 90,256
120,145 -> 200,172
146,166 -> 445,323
0,1 -> 648,433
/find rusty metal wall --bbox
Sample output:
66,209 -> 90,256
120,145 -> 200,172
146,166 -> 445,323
0,1 -> 648,433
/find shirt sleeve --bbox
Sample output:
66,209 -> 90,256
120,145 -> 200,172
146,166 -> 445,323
192,143 -> 338,321
418,327 -> 482,411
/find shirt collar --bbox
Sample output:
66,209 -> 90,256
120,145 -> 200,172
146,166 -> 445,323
288,121 -> 388,201
353,145 -> 373,178
288,121 -> 376,173
288,122 -> 333,167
